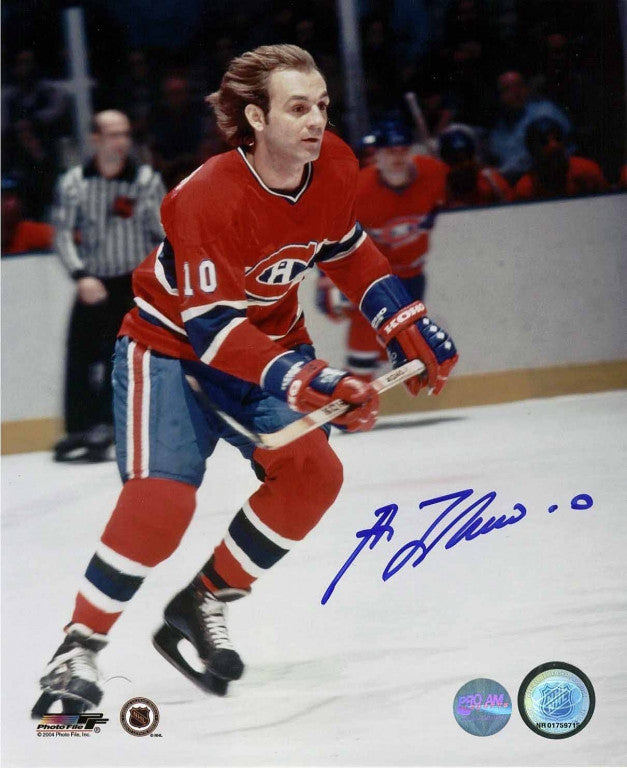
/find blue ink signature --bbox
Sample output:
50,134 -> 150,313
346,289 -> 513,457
321,489 -> 593,604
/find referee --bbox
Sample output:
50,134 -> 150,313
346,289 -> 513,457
53,110 -> 166,461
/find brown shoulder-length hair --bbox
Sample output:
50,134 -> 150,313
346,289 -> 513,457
207,44 -> 321,148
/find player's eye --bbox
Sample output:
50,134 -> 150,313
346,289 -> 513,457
319,102 -> 329,112
292,104 -> 307,114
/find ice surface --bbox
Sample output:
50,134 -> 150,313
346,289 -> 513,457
2,391 -> 627,767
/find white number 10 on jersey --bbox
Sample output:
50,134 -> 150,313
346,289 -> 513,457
183,260 -> 217,295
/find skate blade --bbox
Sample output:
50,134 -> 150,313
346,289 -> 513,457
31,691 -> 90,718
152,624 -> 229,696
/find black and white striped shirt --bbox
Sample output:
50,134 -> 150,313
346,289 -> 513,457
52,158 -> 165,278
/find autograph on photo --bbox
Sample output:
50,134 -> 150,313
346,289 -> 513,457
321,489 -> 594,604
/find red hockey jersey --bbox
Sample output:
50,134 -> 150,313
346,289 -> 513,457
120,131 -> 391,385
356,155 -> 448,278
513,157 -> 609,200
444,167 -> 512,209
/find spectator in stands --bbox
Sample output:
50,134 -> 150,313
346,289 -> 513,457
527,27 -> 599,164
513,116 -> 608,201
2,117 -> 58,220
436,0 -> 497,131
293,16 -> 324,60
411,74 -> 456,139
2,49 -> 68,218
2,49 -> 68,146
442,0 -> 491,52
442,38 -> 497,131
361,14 -> 403,116
488,70 -> 572,185
52,110 -> 165,463
205,35 -> 240,90
1,178 -> 53,255
388,0 -> 432,82
438,124 -> 511,208
529,31 -> 577,111
148,73 -> 207,181
109,49 -> 161,162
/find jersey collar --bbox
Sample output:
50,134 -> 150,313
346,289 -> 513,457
237,147 -> 313,204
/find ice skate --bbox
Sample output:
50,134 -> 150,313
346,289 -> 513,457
84,423 -> 115,462
53,431 -> 89,462
32,624 -> 107,717
53,424 -> 114,463
152,579 -> 246,696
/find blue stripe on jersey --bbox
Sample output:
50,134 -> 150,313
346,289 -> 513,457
228,509 -> 289,570
316,223 -> 364,264
185,305 -> 247,354
138,307 -> 187,336
85,554 -> 144,602
158,237 -> 177,290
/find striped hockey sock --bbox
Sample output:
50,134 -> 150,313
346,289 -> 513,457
70,477 -> 196,634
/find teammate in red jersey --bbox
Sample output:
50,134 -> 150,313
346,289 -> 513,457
33,45 -> 458,713
438,124 -> 512,210
514,117 -> 608,201
318,118 -> 449,380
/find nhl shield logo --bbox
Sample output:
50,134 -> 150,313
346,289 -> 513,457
532,680 -> 582,720
129,706 -> 151,729
518,661 -> 595,739
120,697 -> 160,736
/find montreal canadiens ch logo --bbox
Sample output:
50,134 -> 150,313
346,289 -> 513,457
370,214 -> 426,249
247,242 -> 318,300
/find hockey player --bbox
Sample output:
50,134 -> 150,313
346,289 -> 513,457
513,116 -> 608,200
438,124 -> 512,209
317,118 -> 449,380
33,45 -> 458,714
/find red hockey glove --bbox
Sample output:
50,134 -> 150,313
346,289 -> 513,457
286,359 -> 379,432
315,274 -> 352,321
378,301 -> 458,395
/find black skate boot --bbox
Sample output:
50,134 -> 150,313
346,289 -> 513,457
53,432 -> 89,462
152,579 -> 246,696
31,624 -> 107,717
84,424 -> 115,462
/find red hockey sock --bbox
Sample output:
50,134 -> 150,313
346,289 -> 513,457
70,478 -> 196,634
204,430 -> 343,591
101,478 -> 196,565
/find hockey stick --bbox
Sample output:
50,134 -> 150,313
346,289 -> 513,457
185,358 -> 425,450
404,91 -> 437,157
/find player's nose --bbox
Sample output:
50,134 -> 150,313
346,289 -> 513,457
308,105 -> 326,128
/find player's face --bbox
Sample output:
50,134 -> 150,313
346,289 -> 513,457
376,146 -> 414,185
261,68 -> 329,165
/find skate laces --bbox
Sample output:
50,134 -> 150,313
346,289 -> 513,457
45,644 -> 99,688
64,646 -> 99,682
198,595 -> 235,651
68,646 -> 98,682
